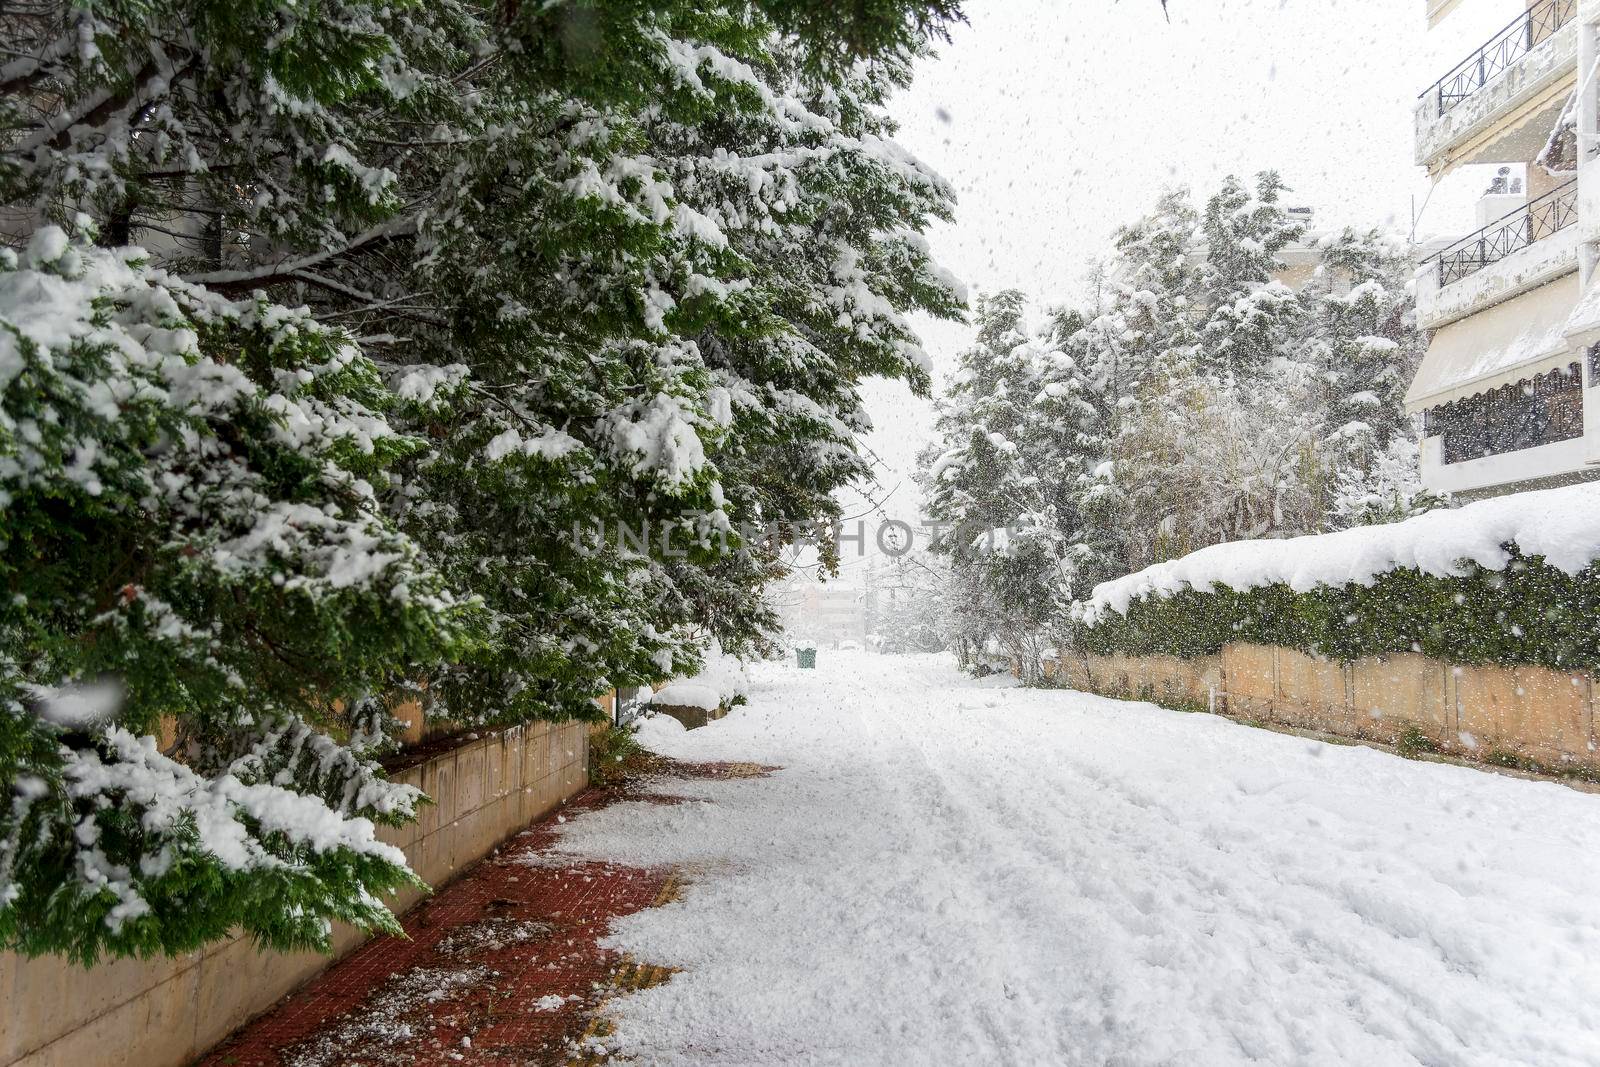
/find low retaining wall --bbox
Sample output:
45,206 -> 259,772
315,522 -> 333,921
1,720 -> 590,1067
655,702 -> 729,729
1048,643 -> 1597,770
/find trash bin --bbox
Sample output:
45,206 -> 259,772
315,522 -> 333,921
796,647 -> 817,669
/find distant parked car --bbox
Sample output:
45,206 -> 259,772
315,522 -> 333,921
837,639 -> 863,651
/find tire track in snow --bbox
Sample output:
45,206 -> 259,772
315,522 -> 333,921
844,668 -> 1100,1066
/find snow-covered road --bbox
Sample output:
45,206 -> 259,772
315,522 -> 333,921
553,653 -> 1600,1066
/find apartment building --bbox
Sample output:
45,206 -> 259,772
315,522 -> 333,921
1407,0 -> 1600,498
771,564 -> 881,647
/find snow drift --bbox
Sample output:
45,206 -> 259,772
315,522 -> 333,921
649,640 -> 750,711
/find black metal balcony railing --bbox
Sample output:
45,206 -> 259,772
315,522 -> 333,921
1421,0 -> 1576,118
1434,179 -> 1578,286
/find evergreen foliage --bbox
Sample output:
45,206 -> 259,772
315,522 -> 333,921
919,292 -> 1085,679
0,233 -> 453,961
919,174 -> 1432,673
1,0 -> 965,959
1071,548 -> 1600,676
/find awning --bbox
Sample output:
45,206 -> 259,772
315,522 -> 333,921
1563,269 -> 1600,352
1536,89 -> 1578,174
1405,274 -> 1580,411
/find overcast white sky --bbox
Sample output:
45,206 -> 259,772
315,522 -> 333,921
834,0 -> 1529,549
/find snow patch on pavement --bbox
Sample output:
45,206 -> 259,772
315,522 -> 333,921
432,918 -> 551,957
285,964 -> 493,1067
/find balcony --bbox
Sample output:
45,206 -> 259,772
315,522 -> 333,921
1415,179 -> 1579,330
1414,0 -> 1577,175
1423,0 -> 1575,118
1419,428 -> 1590,497
1436,179 -> 1577,284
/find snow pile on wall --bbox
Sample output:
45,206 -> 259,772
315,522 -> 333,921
649,640 -> 750,711
1080,482 -> 1600,624
650,681 -> 722,711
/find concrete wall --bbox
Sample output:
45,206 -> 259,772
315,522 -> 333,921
1048,644 -> 1599,770
0,719 -> 590,1067
1050,650 -> 1223,711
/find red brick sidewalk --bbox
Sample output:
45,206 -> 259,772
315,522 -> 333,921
199,761 -> 766,1067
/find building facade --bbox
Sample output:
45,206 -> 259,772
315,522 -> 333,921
1408,0 -> 1600,498
771,570 -> 877,648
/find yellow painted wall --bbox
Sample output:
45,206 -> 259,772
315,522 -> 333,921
1055,644 -> 1598,771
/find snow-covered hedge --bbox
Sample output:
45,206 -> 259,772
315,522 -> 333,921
1072,484 -> 1600,671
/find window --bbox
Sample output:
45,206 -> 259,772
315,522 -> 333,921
1423,362 -> 1583,464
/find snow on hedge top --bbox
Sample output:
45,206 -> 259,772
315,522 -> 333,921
1080,482 -> 1600,625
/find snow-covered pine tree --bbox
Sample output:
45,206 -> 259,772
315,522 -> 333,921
636,12 -> 965,657
1295,227 -> 1431,525
1,0 -> 517,962
999,176 -> 1425,585
1024,305 -> 1117,592
921,291 -> 1076,679
1079,188 -> 1209,570
1088,188 -> 1205,411
922,290 -> 1032,551
1198,172 -> 1306,377
0,230 -> 469,962
1,0 -> 965,960
372,6 -> 963,722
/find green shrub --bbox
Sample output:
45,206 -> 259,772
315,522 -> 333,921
1394,724 -> 1439,760
588,725 -> 662,789
1073,546 -> 1600,673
